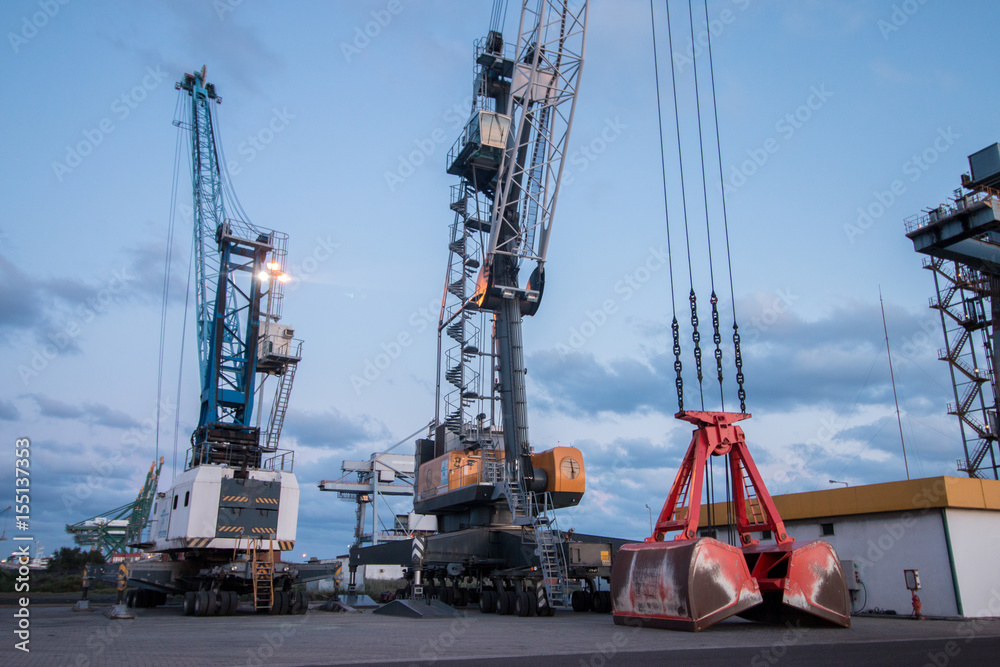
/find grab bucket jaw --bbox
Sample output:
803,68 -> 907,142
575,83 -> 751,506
611,538 -> 762,631
741,539 -> 851,628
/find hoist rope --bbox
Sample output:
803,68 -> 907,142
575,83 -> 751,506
649,0 -> 684,412
664,1 -> 705,410
687,0 -> 725,410
703,0 -> 746,413
155,94 -> 185,467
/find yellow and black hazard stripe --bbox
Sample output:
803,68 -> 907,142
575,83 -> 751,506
221,495 -> 250,502
255,497 -> 280,505
276,541 -> 294,551
217,525 -> 244,534
185,538 -> 213,548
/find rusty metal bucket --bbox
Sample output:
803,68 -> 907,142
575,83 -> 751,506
739,539 -> 851,628
611,537 -> 762,631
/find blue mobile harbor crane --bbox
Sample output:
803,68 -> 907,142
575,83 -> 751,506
109,67 -> 337,617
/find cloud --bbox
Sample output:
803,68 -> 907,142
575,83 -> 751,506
29,394 -> 140,429
530,298 -> 949,419
0,399 -> 19,421
283,407 -> 390,453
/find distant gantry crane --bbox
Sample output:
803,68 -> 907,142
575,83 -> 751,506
905,143 -> 1000,479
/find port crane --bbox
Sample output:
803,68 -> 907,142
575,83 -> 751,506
104,67 -> 335,616
344,0 -> 629,618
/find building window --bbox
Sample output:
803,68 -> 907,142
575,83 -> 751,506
184,491 -> 190,507
821,522 -> 835,536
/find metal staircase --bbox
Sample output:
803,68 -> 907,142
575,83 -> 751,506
264,345 -> 301,451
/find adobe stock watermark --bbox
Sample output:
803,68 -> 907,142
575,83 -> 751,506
561,116 -> 628,187
18,264 -> 136,385
843,126 -> 959,244
350,298 -> 438,394
554,245 -> 668,353
283,234 -> 339,293
384,96 -> 472,192
51,65 -> 169,182
7,0 -> 71,54
62,398 -> 176,512
878,0 -> 932,41
340,0 -> 410,63
723,84 -> 833,196
226,107 -> 295,177
213,0 -> 244,20
672,0 -> 754,72
741,288 -> 799,344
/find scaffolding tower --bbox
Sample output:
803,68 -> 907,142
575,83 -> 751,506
906,143 -> 1000,479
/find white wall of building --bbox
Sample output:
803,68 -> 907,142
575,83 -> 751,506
944,508 -> 1000,617
784,510 -> 959,617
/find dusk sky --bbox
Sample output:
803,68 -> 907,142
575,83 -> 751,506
3,0 -> 999,562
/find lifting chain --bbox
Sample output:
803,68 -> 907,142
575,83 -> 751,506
711,291 -> 723,386
672,316 -> 683,411
689,289 -> 703,385
733,322 -> 746,413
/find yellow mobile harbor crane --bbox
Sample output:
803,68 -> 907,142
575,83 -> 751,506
350,0 -> 627,618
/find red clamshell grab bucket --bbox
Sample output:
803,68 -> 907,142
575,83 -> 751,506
610,538 -> 763,631
740,539 -> 851,628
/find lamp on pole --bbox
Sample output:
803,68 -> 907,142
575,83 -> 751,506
644,504 -> 653,535
829,479 -> 848,488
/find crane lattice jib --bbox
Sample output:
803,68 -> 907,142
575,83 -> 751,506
176,68 -> 291,468
486,0 -> 586,275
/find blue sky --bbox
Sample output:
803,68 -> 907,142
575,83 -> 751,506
2,0 -> 999,561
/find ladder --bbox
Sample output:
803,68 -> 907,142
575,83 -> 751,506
265,354 -> 299,451
251,538 -> 275,611
528,493 -> 569,608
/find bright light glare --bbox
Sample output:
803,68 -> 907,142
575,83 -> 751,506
257,271 -> 270,282
277,273 -> 291,283
267,261 -> 281,271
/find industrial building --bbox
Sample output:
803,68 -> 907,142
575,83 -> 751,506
700,476 -> 1000,618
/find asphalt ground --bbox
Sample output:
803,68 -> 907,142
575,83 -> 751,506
3,601 -> 999,667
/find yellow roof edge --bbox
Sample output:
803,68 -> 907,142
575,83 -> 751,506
698,476 -> 1000,526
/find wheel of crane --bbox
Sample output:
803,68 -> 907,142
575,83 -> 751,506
454,587 -> 468,608
216,590 -> 231,616
228,591 -> 240,615
183,591 -> 197,616
292,591 -> 309,614
516,591 -> 537,617
280,590 -> 292,615
498,590 -> 516,615
194,591 -> 210,617
592,591 -> 611,614
206,590 -> 221,615
156,591 -> 167,607
125,590 -> 136,608
571,590 -> 589,612
480,590 -> 496,614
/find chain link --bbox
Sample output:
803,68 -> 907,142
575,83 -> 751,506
733,322 -> 746,413
672,316 -> 683,411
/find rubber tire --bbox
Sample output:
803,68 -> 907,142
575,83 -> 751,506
516,591 -> 537,617
292,591 -> 308,614
497,590 -> 516,615
227,591 -> 240,615
194,591 -> 210,617
454,588 -> 468,608
183,591 -> 197,616
279,590 -> 291,615
591,590 -> 611,614
480,590 -> 496,614
206,590 -> 221,615
125,590 -> 137,608
216,591 -> 231,616
571,590 -> 589,612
